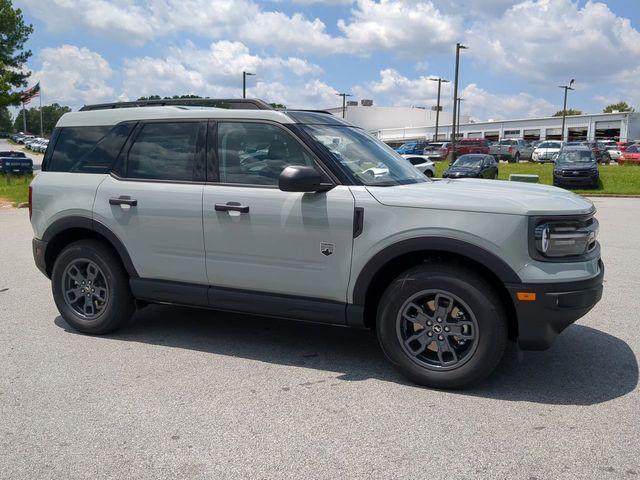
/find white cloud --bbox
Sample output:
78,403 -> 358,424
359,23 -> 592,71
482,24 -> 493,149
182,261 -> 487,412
121,41 -> 333,108
32,45 -> 115,107
337,0 -> 462,54
460,83 -> 557,121
354,69 -> 557,121
466,0 -> 640,84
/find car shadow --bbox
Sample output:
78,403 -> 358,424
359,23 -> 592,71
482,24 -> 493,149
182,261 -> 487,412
54,305 -> 638,405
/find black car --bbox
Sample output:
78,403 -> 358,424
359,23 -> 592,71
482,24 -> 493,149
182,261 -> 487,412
0,151 -> 33,175
442,154 -> 498,179
553,146 -> 599,189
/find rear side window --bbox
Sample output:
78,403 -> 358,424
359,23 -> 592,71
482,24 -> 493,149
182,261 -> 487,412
71,123 -> 136,173
126,122 -> 202,181
47,126 -> 111,172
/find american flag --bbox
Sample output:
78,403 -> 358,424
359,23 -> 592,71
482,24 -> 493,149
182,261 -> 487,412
21,82 -> 40,105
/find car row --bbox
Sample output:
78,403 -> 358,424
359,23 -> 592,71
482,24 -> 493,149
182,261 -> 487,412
25,137 -> 49,153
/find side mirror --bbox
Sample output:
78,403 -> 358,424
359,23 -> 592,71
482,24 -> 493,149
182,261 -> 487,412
279,165 -> 332,193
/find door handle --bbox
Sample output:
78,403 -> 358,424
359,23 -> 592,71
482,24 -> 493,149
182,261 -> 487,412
215,202 -> 249,213
109,196 -> 138,207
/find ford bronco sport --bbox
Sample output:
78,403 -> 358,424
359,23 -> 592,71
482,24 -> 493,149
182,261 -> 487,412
30,99 -> 604,389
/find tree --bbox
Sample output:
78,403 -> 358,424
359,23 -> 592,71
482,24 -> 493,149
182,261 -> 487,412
0,106 -> 12,132
269,103 -> 287,109
0,0 -> 33,108
552,109 -> 583,117
13,103 -> 71,136
603,101 -> 634,113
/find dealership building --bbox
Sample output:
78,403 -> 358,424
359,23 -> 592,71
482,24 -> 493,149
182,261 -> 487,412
326,102 -> 640,147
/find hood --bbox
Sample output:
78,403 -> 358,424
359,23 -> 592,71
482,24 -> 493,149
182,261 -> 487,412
365,179 -> 594,216
555,162 -> 597,171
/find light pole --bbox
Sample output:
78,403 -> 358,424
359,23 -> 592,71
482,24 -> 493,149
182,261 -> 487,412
429,77 -> 449,141
336,92 -> 352,118
559,79 -> 575,142
456,97 -> 464,139
451,43 -> 468,161
242,71 -> 255,99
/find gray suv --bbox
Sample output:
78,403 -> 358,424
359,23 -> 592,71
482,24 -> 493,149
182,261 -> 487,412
30,99 -> 604,389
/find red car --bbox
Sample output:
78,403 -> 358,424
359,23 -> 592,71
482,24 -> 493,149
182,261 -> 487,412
619,144 -> 640,165
617,141 -> 635,152
455,138 -> 490,156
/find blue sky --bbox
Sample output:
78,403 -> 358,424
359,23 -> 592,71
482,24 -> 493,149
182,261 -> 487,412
14,0 -> 640,121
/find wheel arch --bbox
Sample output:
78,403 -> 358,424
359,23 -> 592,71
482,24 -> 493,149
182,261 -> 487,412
350,237 -> 521,339
41,216 -> 138,279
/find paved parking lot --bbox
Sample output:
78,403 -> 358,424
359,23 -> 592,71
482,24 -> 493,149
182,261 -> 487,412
1,198 -> 638,479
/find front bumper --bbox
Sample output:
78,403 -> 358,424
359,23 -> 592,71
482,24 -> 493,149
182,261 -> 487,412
554,172 -> 598,187
32,237 -> 49,277
506,260 -> 604,350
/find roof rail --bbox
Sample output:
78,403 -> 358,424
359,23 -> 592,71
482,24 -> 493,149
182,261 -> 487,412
79,98 -> 274,112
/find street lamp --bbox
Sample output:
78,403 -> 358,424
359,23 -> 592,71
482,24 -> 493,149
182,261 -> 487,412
429,77 -> 449,141
336,92 -> 352,118
242,71 -> 255,99
451,43 -> 468,161
456,97 -> 464,139
559,79 -> 575,142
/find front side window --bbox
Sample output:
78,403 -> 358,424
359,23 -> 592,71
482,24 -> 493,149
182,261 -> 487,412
127,122 -> 201,181
217,122 -> 315,185
303,124 -> 427,186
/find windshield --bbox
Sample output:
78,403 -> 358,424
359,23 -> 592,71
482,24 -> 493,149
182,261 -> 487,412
426,143 -> 443,150
557,150 -> 595,164
453,155 -> 484,167
302,125 -> 427,186
540,142 -> 562,149
499,140 -> 516,145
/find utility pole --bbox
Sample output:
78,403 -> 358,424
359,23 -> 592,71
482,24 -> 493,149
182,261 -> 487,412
456,97 -> 464,139
242,71 -> 255,99
336,92 -> 352,119
429,77 -> 449,141
559,79 -> 575,142
451,43 -> 468,161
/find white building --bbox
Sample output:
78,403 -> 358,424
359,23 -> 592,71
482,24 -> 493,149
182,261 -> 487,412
371,111 -> 640,145
324,102 -> 470,139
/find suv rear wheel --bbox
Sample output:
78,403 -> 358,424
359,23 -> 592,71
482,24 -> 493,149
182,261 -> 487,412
52,239 -> 135,334
376,262 -> 507,389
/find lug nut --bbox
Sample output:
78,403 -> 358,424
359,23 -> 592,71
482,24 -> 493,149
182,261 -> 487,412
426,321 -> 432,326
427,331 -> 433,337
437,318 -> 442,323
438,335 -> 444,341
444,326 -> 450,332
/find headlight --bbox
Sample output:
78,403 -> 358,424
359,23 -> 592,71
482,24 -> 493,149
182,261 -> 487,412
530,214 -> 599,261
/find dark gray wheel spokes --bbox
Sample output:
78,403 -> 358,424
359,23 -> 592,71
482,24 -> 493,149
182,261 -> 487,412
62,259 -> 109,319
398,291 -> 478,370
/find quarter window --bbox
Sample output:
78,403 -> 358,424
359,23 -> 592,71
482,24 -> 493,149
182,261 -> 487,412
47,126 -> 111,172
127,122 -> 201,181
217,122 -> 314,185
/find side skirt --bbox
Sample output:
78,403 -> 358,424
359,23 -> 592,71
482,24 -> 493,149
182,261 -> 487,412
129,278 -> 354,327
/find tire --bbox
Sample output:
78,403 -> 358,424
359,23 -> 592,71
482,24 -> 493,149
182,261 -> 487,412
513,153 -> 520,163
52,239 -> 135,335
376,262 -> 508,389
425,170 -> 434,178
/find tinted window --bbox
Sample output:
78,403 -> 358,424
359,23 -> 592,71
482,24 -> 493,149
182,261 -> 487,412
461,139 -> 486,146
48,126 -> 111,172
217,122 -> 315,185
71,123 -> 135,173
626,146 -> 638,152
127,122 -> 201,181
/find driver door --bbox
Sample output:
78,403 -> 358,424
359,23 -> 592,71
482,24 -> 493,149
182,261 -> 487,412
202,121 -> 355,304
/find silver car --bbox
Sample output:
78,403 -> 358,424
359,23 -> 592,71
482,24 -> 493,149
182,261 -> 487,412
532,141 -> 564,163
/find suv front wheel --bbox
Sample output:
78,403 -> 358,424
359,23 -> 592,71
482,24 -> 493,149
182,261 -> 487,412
52,239 -> 135,334
377,262 -> 507,389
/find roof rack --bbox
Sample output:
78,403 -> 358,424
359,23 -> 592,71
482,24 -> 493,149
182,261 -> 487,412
79,98 -> 274,112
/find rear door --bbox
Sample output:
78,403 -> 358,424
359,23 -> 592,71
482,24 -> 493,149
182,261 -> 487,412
94,120 -> 207,284
202,120 -> 355,303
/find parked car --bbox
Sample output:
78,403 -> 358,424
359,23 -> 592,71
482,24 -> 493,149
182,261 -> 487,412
491,139 -> 533,162
422,142 -> 451,161
0,132 -> 11,138
17,135 -> 35,144
0,150 -> 33,174
443,154 -> 498,179
532,141 -> 563,163
582,141 -> 611,164
30,99 -> 603,390
401,155 -> 436,177
619,144 -> 640,165
454,138 -> 490,156
395,141 -> 429,155
553,146 -> 599,189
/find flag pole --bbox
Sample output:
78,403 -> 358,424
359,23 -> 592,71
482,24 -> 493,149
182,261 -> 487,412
39,86 -> 44,137
22,100 -> 27,133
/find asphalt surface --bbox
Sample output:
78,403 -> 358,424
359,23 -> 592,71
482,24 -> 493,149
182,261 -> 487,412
1,199 -> 638,479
